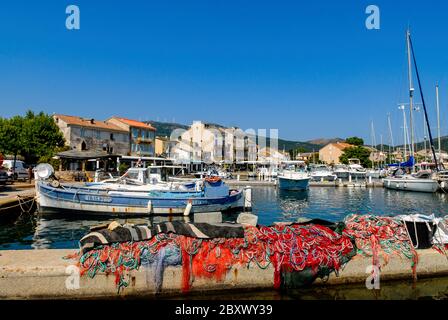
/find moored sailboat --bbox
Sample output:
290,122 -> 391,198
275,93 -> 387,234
383,30 -> 440,193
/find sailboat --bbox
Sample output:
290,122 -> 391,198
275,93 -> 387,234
383,30 -> 440,193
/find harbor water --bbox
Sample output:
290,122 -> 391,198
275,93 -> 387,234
1,186 -> 448,250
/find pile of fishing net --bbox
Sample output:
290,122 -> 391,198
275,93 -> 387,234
342,214 -> 419,277
69,222 -> 356,292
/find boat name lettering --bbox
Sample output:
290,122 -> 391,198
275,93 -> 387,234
84,195 -> 113,203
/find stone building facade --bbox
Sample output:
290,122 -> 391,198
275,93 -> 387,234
106,117 -> 156,157
53,114 -> 130,155
319,142 -> 353,164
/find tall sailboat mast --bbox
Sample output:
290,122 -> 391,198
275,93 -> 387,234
387,113 -> 395,162
408,30 -> 440,171
436,84 -> 441,161
399,105 -> 408,159
371,120 -> 376,169
406,29 -> 416,170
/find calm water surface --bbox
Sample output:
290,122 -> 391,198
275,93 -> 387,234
1,186 -> 448,250
2,186 -> 448,299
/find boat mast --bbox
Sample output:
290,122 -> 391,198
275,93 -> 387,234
408,31 -> 440,172
387,113 -> 395,163
371,120 -> 376,169
436,84 -> 441,162
399,104 -> 407,160
406,29 -> 416,171
380,134 -> 384,167
422,106 -> 427,162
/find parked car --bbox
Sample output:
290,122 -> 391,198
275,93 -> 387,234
0,168 -> 8,185
2,160 -> 29,182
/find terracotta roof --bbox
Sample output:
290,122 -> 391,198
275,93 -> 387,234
110,117 -> 156,131
329,142 -> 353,150
54,114 -> 127,132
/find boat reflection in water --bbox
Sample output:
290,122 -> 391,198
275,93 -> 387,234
30,213 -> 192,250
277,189 -> 309,220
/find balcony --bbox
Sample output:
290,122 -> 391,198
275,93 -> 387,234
135,137 -> 153,144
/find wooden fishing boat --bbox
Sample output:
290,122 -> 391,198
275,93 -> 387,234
35,179 -> 242,216
34,164 -> 242,216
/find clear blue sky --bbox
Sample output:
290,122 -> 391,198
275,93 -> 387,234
0,1 -> 447,145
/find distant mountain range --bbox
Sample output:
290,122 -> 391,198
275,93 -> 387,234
146,120 -> 343,152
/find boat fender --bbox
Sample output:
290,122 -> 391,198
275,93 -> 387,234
51,180 -> 61,188
147,200 -> 152,213
244,186 -> 252,209
108,221 -> 121,231
441,181 -> 445,189
184,200 -> 192,216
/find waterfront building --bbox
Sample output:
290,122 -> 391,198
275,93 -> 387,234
319,142 -> 353,164
53,114 -> 129,155
295,152 -> 317,162
257,146 -> 290,165
106,117 -> 156,156
170,121 -> 258,168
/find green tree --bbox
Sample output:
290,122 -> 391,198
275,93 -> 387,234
0,116 -> 25,169
339,146 -> 372,168
345,137 -> 364,146
0,111 -> 65,165
21,111 -> 65,164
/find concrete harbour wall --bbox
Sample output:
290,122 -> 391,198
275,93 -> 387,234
1,248 -> 447,299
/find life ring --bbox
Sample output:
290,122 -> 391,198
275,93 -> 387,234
205,176 -> 221,184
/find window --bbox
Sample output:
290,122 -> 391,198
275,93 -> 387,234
110,133 -> 115,141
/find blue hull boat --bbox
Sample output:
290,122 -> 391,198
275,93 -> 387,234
35,179 -> 242,216
278,174 -> 310,191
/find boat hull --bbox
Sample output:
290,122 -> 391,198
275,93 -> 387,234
36,181 -> 242,216
278,176 -> 310,191
334,171 -> 350,179
383,178 -> 439,193
311,174 -> 337,182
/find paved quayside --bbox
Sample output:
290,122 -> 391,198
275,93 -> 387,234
0,248 -> 447,299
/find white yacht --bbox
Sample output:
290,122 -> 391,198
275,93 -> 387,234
383,168 -> 439,193
348,159 -> 367,179
309,164 -> 337,181
333,164 -> 350,179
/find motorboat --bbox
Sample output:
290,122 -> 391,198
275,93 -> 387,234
366,168 -> 388,179
193,167 -> 232,179
278,163 -> 310,191
348,159 -> 367,179
278,170 -> 310,190
309,164 -> 337,181
333,164 -> 350,179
